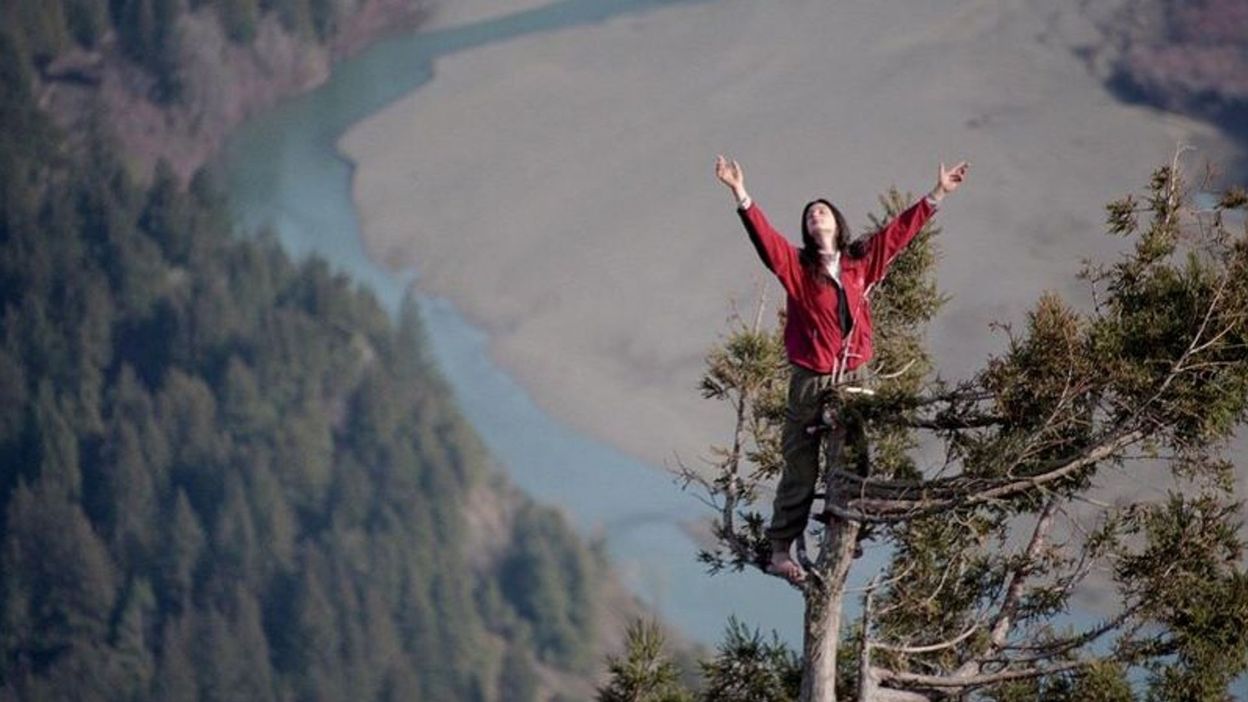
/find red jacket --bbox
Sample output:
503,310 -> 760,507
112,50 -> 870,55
739,197 -> 935,376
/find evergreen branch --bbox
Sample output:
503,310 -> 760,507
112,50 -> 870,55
986,498 -> 1058,649
870,621 -> 981,655
996,604 -> 1143,664
871,658 -> 1094,692
824,427 -> 1146,523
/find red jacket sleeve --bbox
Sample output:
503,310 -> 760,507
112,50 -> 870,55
861,198 -> 935,287
738,202 -> 801,293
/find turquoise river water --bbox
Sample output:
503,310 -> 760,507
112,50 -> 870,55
215,0 -> 830,648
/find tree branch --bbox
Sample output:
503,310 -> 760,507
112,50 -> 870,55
872,658 -> 1092,691
871,621 -> 981,655
987,498 -> 1058,650
824,428 -> 1146,523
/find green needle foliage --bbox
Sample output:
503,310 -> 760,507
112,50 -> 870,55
696,617 -> 801,702
597,621 -> 693,702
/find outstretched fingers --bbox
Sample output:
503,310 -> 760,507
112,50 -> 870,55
943,160 -> 969,182
715,154 -> 744,189
938,160 -> 970,193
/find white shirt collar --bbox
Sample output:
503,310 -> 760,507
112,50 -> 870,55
820,250 -> 841,283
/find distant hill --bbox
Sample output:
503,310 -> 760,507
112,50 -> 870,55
1082,0 -> 1248,141
3,0 -> 432,184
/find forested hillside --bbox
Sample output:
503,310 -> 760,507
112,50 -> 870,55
5,0 -> 407,96
1083,0 -> 1248,150
0,25 -> 609,700
3,0 -> 431,182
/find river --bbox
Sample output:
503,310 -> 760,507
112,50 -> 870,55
213,0 -> 862,648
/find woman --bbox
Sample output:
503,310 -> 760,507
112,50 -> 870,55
714,154 -> 968,583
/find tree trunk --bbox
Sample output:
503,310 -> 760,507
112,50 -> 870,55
800,518 -> 860,702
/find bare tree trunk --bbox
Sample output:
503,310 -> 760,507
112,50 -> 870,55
800,518 -> 860,702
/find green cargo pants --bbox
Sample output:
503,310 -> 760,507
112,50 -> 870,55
766,363 -> 865,549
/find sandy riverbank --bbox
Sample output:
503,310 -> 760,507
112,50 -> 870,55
340,0 -> 1241,474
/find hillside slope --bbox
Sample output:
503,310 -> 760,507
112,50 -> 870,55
0,10 -> 649,700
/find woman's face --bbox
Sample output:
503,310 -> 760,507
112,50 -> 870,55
805,202 -> 838,251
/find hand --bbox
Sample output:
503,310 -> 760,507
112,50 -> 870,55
932,161 -> 969,201
715,154 -> 746,197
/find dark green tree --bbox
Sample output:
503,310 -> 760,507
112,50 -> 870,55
140,160 -> 196,264
115,0 -> 183,101
111,578 -> 158,699
149,616 -> 196,701
0,350 -> 26,449
500,502 -> 598,669
62,0 -> 110,47
157,489 -> 205,610
497,640 -> 540,702
218,0 -> 260,44
1,479 -> 117,681
597,620 -> 692,702
307,0 -> 337,41
697,617 -> 801,702
1,1 -> 70,63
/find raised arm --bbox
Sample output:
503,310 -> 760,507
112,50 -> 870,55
715,155 -> 800,286
862,161 -> 968,286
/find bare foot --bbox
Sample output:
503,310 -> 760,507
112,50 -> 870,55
767,552 -> 806,584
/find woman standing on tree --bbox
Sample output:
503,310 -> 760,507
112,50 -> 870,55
714,154 -> 968,584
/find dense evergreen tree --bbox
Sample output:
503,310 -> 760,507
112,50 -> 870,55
307,0 -> 338,42
696,618 -> 801,702
113,0 -> 184,101
597,620 -> 692,702
501,502 -> 599,669
1,1 -> 70,64
218,0 -> 260,43
264,0 -> 312,36
498,641 -> 540,702
63,0 -> 111,47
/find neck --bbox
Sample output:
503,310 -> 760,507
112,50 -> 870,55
813,228 -> 837,254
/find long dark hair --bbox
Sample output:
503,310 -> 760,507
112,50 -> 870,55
798,199 -> 864,277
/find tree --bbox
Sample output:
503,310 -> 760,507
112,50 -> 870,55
1,1 -> 70,64
307,0 -> 337,42
115,0 -> 184,102
62,0 -> 110,47
597,620 -> 692,702
110,577 -> 158,699
157,489 -> 205,610
499,502 -> 598,669
497,641 -> 540,702
140,159 -> 195,264
697,617 -> 801,702
265,0 -> 313,36
1,479 -> 118,675
669,161 -> 1248,701
218,0 -> 260,44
